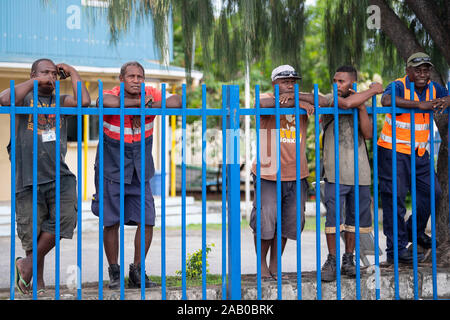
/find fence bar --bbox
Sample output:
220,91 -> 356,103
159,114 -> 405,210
32,80 -> 38,300
313,84 -> 322,299
140,83 -> 146,300
76,81 -> 83,299
161,84 -> 167,300
119,82 -> 125,300
372,94 -> 381,300
181,84 -> 187,300
202,84 -> 207,299
352,83 -> 361,300
448,82 -> 450,283
98,81 -> 104,300
55,81 -> 61,300
391,83 -> 400,300
332,83 -> 341,300
5,80 -> 449,300
294,83 -> 302,300
409,82 -> 419,300
226,85 -> 241,300
221,85 -> 227,299
429,83 -> 437,299
9,80 -> 16,300
255,85 -> 262,300
274,84 -> 282,299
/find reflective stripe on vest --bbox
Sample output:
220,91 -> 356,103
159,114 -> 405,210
103,119 -> 154,143
377,76 -> 434,156
379,132 -> 428,151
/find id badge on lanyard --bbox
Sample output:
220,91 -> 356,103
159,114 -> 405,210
39,96 -> 56,143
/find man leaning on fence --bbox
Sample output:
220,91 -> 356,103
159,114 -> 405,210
0,58 -> 91,295
250,65 -> 314,282
91,61 -> 182,290
314,65 -> 383,282
378,52 -> 450,264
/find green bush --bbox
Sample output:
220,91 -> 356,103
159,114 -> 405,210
176,243 -> 215,279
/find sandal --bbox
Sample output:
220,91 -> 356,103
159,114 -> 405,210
15,257 -> 30,295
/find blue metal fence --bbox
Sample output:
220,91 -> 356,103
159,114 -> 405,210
3,80 -> 450,300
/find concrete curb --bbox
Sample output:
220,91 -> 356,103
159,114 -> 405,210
4,265 -> 449,300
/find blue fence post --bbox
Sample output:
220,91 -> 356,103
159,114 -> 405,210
55,81 -> 61,300
274,84 -> 283,299
294,83 -> 302,300
119,82 -> 125,300
201,84 -> 207,300
409,82 -> 419,300
226,85 -> 241,300
32,80 -> 38,300
221,85 -> 228,300
352,83 -> 361,300
371,94 -> 381,300
160,84 -> 167,300
332,83 -> 341,300
140,83 -> 147,300
98,80 -> 104,300
429,83 -> 437,299
391,83 -> 400,300
9,80 -> 16,300
76,81 -> 83,300
181,84 -> 187,300
313,84 -> 322,299
255,85 -> 262,300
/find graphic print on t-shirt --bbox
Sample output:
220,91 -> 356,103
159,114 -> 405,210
26,98 -> 61,134
280,114 -> 302,144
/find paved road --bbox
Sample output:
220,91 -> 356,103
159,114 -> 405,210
0,221 -> 387,290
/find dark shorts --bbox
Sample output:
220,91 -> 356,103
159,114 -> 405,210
91,168 -> 155,227
250,174 -> 308,241
15,175 -> 78,252
324,181 -> 372,234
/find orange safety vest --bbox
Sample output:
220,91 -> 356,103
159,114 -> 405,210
377,76 -> 434,156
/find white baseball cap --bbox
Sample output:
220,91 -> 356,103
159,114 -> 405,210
271,65 -> 301,82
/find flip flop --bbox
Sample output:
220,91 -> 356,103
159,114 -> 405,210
15,257 -> 30,295
37,288 -> 46,296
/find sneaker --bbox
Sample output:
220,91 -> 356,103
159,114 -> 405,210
387,250 -> 424,264
108,264 -> 120,290
321,254 -> 336,282
341,253 -> 356,277
128,263 -> 158,288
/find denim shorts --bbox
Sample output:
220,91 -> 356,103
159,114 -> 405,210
91,168 -> 155,227
15,175 -> 78,252
250,174 -> 308,240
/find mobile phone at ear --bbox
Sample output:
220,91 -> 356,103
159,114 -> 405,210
58,68 -> 68,80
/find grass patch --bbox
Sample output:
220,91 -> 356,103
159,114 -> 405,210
146,274 -> 223,288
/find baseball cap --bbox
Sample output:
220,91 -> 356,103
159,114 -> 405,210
407,52 -> 434,68
271,65 -> 301,82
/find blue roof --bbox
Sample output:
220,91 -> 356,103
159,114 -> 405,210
0,0 -> 174,70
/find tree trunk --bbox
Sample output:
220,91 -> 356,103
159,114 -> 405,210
370,0 -> 450,265
405,0 -> 450,68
